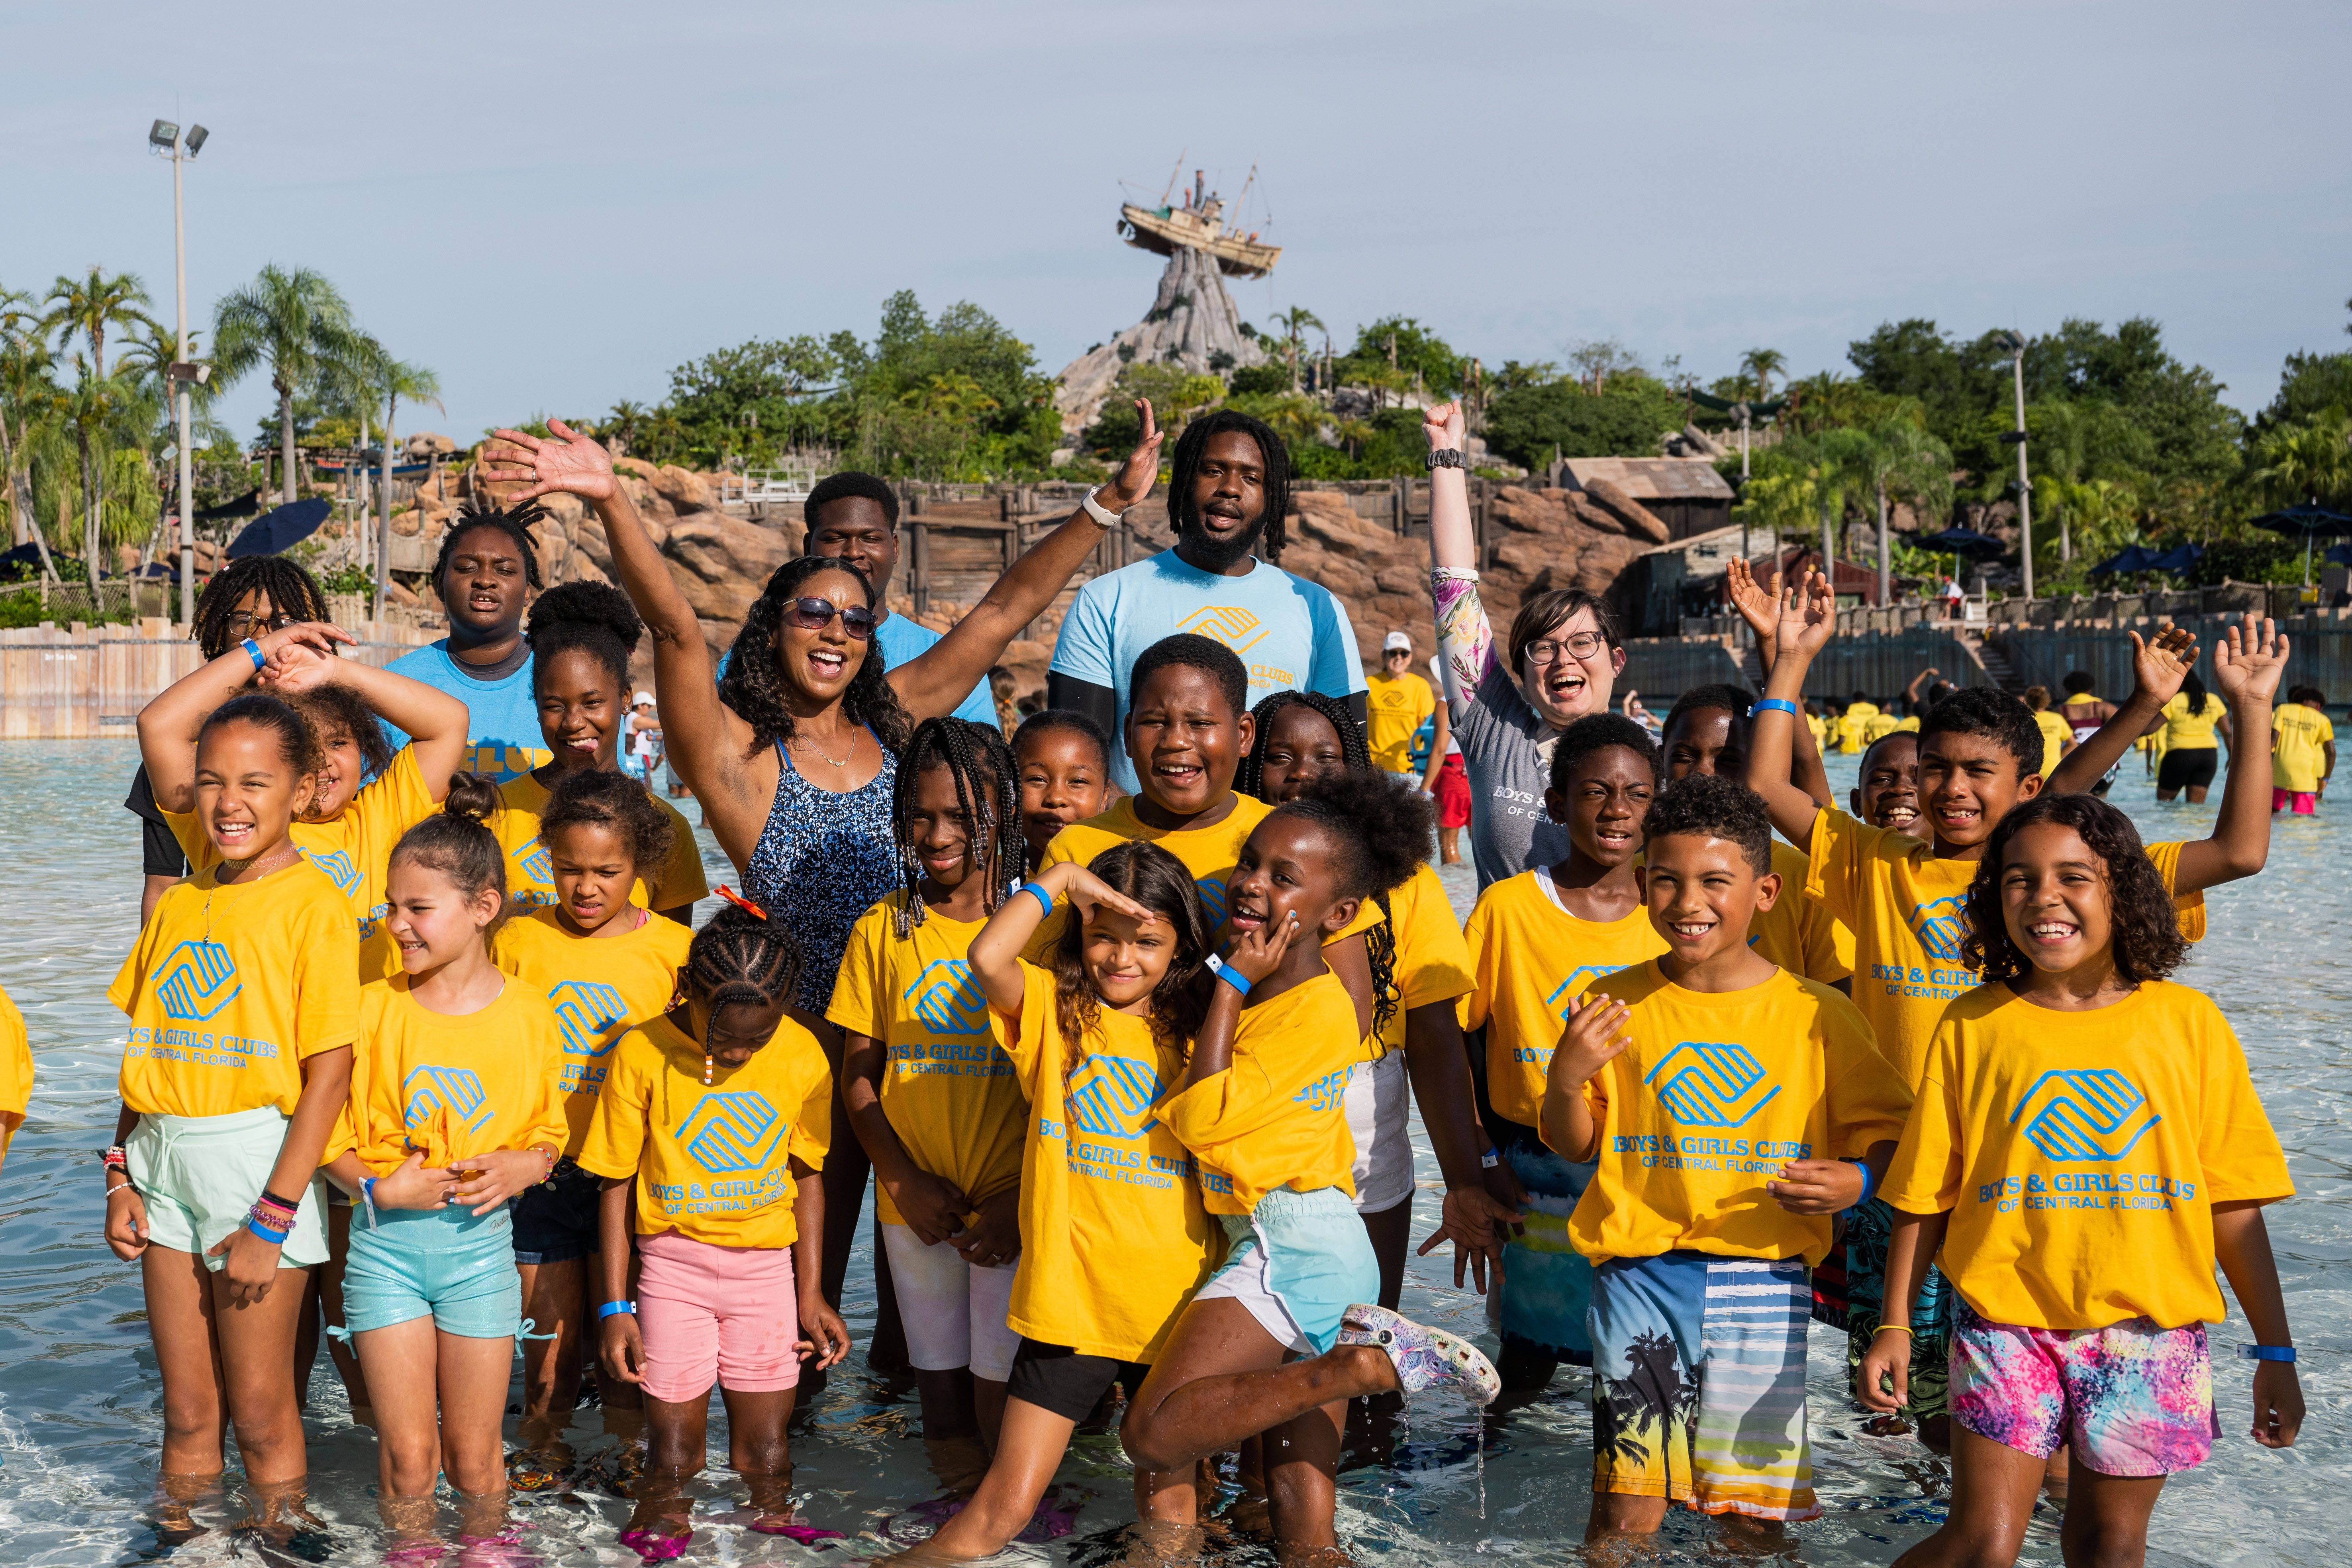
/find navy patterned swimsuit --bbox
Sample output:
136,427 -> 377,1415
744,736 -> 901,1013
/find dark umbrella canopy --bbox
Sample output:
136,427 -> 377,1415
2249,503 -> 2352,540
2090,545 -> 2160,576
2144,543 -> 2205,574
225,498 -> 333,559
1917,526 -> 2007,561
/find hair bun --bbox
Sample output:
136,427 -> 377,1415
442,772 -> 501,826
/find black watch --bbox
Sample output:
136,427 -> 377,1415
1425,447 -> 1466,471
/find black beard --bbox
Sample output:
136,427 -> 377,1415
1174,514 -> 1267,572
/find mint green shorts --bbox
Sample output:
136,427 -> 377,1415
125,1107 -> 329,1271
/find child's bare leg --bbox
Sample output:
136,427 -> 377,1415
2043,1441 -> 2071,1500
354,1318 -> 445,1499
1585,1492 -> 1669,1543
1890,1425 -> 2045,1567
622,1392 -> 709,1552
1263,1399 -> 1347,1562
293,1267 -> 323,1407
142,1246 -> 229,1479
974,1376 -> 1007,1452
436,1330 -> 517,1501
516,1257 -> 589,1425
1359,1202 -> 1411,1312
209,1263 -> 313,1493
1121,1300 -> 1396,1474
2056,1465 -> 2164,1568
914,1367 -> 980,1441
318,1206 -> 370,1424
894,1398 -> 1089,1561
719,1384 -> 800,1528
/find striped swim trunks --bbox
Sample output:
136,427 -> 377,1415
1588,1250 -> 1817,1522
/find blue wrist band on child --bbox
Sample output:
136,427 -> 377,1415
1019,882 -> 1053,919
2238,1344 -> 2296,1362
1844,1158 -> 1877,1211
241,637 -> 266,671
1209,956 -> 1251,996
1752,697 -> 1801,719
244,1218 -> 290,1245
599,1300 -> 638,1320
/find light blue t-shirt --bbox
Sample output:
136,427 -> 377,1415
711,612 -> 995,727
1049,549 -> 1366,794
378,639 -> 550,782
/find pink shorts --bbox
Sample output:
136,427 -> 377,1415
1949,1298 -> 2217,1477
2273,788 -> 2317,815
635,1232 -> 802,1403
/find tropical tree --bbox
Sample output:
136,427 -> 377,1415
212,265 -> 367,504
1271,305 -> 1324,393
1738,347 -> 1788,399
1853,419 -> 1954,602
55,359 -> 158,588
43,268 -> 153,380
2248,407 -> 2352,510
0,289 -> 68,576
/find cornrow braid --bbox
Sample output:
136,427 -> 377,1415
683,901 -> 802,1016
1237,688 -> 1372,800
431,499 -> 547,593
717,556 -> 912,761
190,555 -> 331,659
891,717 -> 1024,936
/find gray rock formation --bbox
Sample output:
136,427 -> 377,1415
1054,245 -> 1271,438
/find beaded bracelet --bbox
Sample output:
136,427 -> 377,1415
102,1145 -> 129,1172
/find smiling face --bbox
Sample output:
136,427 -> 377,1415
193,719 -> 314,862
906,760 -> 986,897
1178,430 -> 1270,571
1015,729 -> 1107,855
1082,906 -> 1178,1013
537,647 -> 623,772
1256,702 -> 1349,804
439,522 -> 532,641
1381,647 -> 1412,674
1125,663 -> 1250,819
1662,706 -> 1748,783
1225,812 -> 1356,948
1641,831 -> 1778,968
384,856 -> 500,974
548,818 -> 639,934
1854,735 -> 1922,833
1542,744 -> 1655,870
766,566 -> 872,706
302,722 -> 368,821
805,497 -> 901,597
1920,731 -> 2038,854
1999,820 -> 2114,977
1518,606 -> 1623,730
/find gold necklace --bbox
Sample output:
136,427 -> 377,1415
204,841 -> 300,940
791,729 -> 851,768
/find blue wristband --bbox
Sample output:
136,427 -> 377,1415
1018,882 -> 1053,920
1844,1158 -> 1877,1212
244,1218 -> 290,1245
1209,956 -> 1251,996
599,1300 -> 638,1321
241,637 -> 266,671
1753,697 -> 1801,719
2237,1344 -> 2296,1362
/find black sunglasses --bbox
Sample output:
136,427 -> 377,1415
784,598 -> 876,641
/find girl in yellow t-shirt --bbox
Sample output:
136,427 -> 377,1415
829,717 -> 1030,1445
910,841 -> 1219,1561
105,689 -> 361,1526
580,899 -> 845,1558
321,781 -> 568,1547
1127,774 -> 1499,1563
492,767 -> 695,1448
2154,672 -> 2230,804
1864,795 -> 2300,1560
1239,690 -> 1517,1309
493,582 -> 707,923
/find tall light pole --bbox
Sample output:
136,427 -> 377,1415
150,119 -> 208,626
1995,329 -> 2033,601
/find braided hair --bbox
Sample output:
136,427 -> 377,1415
431,500 -> 547,594
682,899 -> 803,1019
1237,689 -> 1371,800
718,556 -> 912,760
191,556 -> 331,659
1049,841 -> 1211,1071
1167,409 -> 1293,561
891,717 -> 1022,935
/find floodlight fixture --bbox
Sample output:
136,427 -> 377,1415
184,124 -> 208,156
149,119 -> 178,150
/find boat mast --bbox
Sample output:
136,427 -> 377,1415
1158,150 -> 1185,208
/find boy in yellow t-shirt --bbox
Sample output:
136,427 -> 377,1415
1543,776 -> 1909,1534
2271,686 -> 2334,814
1862,794 -> 2299,1563
2023,686 -> 2073,780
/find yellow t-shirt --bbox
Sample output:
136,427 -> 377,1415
1366,862 -> 1476,1060
1460,869 -> 1670,1129
1836,702 -> 1878,754
826,893 -> 1027,1225
2031,711 -> 2071,779
578,1013 -> 833,1250
1566,963 -> 1910,1267
2161,692 -> 2225,752
491,770 -> 709,916
1808,808 -> 2201,1089
331,975 -> 570,1173
996,960 -> 1218,1362
1883,980 -> 2291,1331
109,859 -> 361,1119
0,985 -> 29,1158
1750,841 -> 1852,984
2273,704 -> 2334,794
165,746 -> 438,980
492,907 -> 696,1156
1806,713 -> 1833,751
1364,670 -> 1437,774
1862,713 -> 1901,745
1162,969 -> 1360,1214
1893,715 -> 1920,734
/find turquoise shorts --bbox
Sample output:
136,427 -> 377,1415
343,1202 -> 523,1339
125,1107 -> 330,1271
1195,1186 -> 1378,1355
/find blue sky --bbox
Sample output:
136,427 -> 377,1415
5,1 -> 2346,445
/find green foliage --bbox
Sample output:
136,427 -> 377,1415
1339,317 -> 1466,398
1226,363 -> 1290,398
1484,372 -> 1685,470
318,563 -> 375,596
2254,349 -> 2352,439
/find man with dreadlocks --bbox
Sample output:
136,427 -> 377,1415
378,499 -> 553,782
1048,408 -> 1368,795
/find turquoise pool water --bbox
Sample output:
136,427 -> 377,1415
0,741 -> 2340,1565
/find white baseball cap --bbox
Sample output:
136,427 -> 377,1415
1382,630 -> 1414,653
633,691 -> 655,707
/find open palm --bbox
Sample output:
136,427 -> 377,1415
2213,613 -> 2289,705
2128,625 -> 2199,706
481,417 -> 617,503
1724,557 -> 1783,643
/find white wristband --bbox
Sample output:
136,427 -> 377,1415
1081,487 -> 1127,527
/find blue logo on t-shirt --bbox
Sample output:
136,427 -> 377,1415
1545,964 -> 1633,1022
156,940 -> 240,1021
512,842 -> 552,888
1066,1052 -> 1163,1141
1646,1042 -> 1782,1128
549,981 -> 630,1056
681,1092 -> 785,1172
1908,896 -> 1969,964
905,959 -> 988,1035
404,1064 -> 493,1135
2010,1070 -> 2160,1162
1196,876 -> 1230,927
302,848 -> 364,900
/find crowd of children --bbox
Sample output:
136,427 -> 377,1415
29,505 -> 2325,1568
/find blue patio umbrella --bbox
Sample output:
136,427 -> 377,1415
2144,543 -> 2205,574
225,498 -> 333,559
2250,502 -> 2352,586
1915,525 -> 2006,589
2089,545 -> 2159,576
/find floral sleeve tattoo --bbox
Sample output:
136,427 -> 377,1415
1431,569 -> 1495,697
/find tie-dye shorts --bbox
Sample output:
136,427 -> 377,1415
1950,1298 -> 2218,1476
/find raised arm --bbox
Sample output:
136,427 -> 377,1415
1742,568 -> 1839,847
1904,666 -> 1939,709
1727,557 -> 1832,809
1418,699 -> 1450,794
2048,625 -> 2196,795
138,621 -> 355,812
261,643 -> 469,801
2176,615 -> 2285,892
1422,401 -> 1492,708
892,403 -> 1161,722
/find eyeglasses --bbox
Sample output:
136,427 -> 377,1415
784,598 -> 877,641
1523,630 -> 1608,665
223,610 -> 296,639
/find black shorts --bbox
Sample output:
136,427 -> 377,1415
1004,1338 -> 1149,1423
509,1160 -> 604,1265
2158,748 -> 2218,791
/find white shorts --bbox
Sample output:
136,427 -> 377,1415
880,1221 -> 1020,1381
1344,1052 -> 1414,1214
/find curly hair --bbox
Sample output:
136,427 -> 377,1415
1643,773 -> 1773,875
431,500 -> 547,597
1548,713 -> 1661,794
1011,708 -> 1111,776
684,898 -> 803,1017
806,471 -> 899,530
1167,409 -> 1294,562
527,580 -> 642,694
286,683 -> 394,782
198,692 -> 322,780
1128,633 -> 1248,726
1237,689 -> 1369,801
388,774 -> 508,920
718,555 -> 911,760
1272,770 -> 1434,1039
1960,794 -> 2186,985
1921,686 -> 2045,780
540,767 -> 676,878
892,717 -> 1021,935
191,556 -> 332,659
1049,841 -> 1212,1072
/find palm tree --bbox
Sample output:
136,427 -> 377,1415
43,268 -> 154,380
374,357 -> 442,618
0,288 -> 66,574
2248,409 -> 2352,584
57,359 -> 157,590
211,265 -> 367,504
1738,347 -> 1788,400
1855,420 -> 1954,604
1269,306 -> 1325,395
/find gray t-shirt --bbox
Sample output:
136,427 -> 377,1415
1447,659 -> 1567,890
